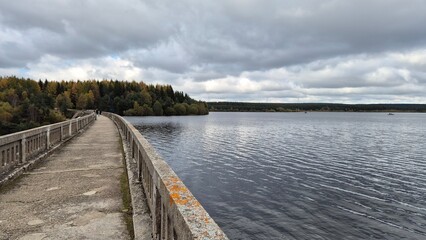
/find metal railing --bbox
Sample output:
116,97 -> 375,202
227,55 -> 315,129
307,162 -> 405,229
104,112 -> 228,240
0,113 -> 96,178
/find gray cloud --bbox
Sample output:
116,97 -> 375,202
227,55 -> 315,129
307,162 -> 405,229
0,0 -> 174,66
1,0 -> 426,103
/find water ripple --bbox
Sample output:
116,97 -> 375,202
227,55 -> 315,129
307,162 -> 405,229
127,112 -> 426,240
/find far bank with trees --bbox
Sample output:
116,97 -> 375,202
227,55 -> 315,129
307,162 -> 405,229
208,102 -> 426,112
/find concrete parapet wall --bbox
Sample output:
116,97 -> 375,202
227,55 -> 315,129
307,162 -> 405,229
104,112 -> 228,240
0,113 -> 97,180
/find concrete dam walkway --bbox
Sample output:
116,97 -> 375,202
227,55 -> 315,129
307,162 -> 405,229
0,116 -> 130,240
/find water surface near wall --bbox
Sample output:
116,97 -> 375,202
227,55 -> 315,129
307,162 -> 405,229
126,112 -> 426,240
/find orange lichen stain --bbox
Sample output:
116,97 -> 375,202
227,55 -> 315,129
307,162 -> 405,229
193,201 -> 201,208
166,176 -> 202,207
169,192 -> 189,206
169,184 -> 188,193
165,176 -> 181,186
175,198 -> 189,205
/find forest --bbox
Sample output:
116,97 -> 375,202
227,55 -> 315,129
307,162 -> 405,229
208,102 -> 426,112
0,76 -> 208,135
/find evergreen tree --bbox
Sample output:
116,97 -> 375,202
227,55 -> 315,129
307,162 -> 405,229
153,101 -> 163,116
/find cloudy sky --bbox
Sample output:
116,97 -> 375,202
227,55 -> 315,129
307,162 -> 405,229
1,0 -> 426,103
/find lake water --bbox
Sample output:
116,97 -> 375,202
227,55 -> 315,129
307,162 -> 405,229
126,112 -> 426,240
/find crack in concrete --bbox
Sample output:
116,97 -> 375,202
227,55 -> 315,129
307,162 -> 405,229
4,199 -> 44,204
24,166 -> 123,175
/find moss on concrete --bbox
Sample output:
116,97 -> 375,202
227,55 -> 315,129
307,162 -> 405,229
0,174 -> 24,194
118,138 -> 135,239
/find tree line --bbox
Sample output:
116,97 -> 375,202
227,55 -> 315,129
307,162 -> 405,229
0,76 -> 208,135
208,102 -> 426,112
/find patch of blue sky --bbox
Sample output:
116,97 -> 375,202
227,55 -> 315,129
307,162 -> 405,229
18,68 -> 29,75
110,54 -> 120,59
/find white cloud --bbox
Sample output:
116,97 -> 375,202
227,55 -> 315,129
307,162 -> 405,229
25,55 -> 142,81
180,49 -> 426,102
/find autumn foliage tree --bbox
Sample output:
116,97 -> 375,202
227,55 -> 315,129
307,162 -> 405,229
0,77 -> 65,135
0,76 -> 208,135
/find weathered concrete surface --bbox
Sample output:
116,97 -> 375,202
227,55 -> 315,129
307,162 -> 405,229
0,116 -> 130,240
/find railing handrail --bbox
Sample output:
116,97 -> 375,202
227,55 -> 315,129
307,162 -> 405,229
1,117 -> 77,143
0,113 -> 94,143
104,112 -> 228,240
71,109 -> 93,119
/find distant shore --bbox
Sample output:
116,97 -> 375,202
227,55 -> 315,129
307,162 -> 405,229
208,102 -> 426,113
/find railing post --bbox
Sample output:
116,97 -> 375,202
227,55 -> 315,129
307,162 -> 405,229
46,128 -> 50,150
130,137 -> 133,158
60,125 -> 63,141
69,120 -> 72,136
21,137 -> 26,163
137,149 -> 142,182
153,187 -> 158,238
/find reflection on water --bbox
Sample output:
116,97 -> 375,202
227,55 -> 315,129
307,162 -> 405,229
126,112 -> 426,240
